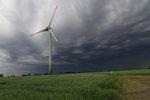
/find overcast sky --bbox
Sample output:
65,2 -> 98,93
0,0 -> 150,75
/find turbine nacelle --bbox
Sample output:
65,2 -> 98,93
30,6 -> 58,42
47,27 -> 52,31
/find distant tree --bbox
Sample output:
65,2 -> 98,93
0,74 -> 3,77
44,73 -> 48,75
22,74 -> 27,77
146,66 -> 150,69
27,74 -> 31,76
34,73 -> 40,76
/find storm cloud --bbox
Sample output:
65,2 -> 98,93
0,0 -> 150,75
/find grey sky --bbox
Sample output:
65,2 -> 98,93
0,0 -> 150,75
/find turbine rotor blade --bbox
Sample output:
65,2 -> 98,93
30,28 -> 48,36
48,6 -> 58,27
50,30 -> 58,42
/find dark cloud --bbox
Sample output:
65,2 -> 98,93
0,0 -> 150,75
55,0 -> 150,70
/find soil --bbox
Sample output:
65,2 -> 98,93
122,76 -> 150,100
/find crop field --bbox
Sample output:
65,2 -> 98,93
0,69 -> 149,100
0,74 -> 121,100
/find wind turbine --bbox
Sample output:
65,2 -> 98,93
31,6 -> 58,75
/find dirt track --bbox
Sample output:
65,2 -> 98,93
122,76 -> 150,100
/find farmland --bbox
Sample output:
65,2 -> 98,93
0,69 -> 150,100
0,74 -> 121,100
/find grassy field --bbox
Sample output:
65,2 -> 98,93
0,74 -> 121,100
0,69 -> 149,100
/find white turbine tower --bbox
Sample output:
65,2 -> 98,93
31,6 -> 58,75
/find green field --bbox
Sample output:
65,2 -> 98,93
0,69 -> 150,100
100,69 -> 150,75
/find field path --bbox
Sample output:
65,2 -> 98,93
122,76 -> 150,100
